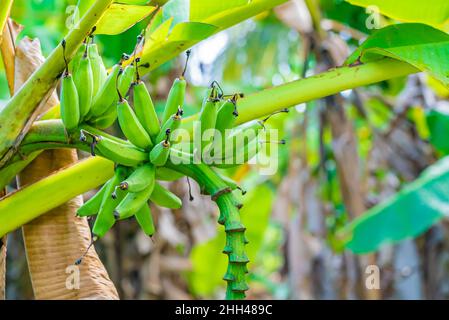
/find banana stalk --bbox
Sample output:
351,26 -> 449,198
167,162 -> 248,300
0,157 -> 114,238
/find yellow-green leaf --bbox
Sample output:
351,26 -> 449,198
190,0 -> 249,22
95,4 -> 156,35
346,0 -> 449,29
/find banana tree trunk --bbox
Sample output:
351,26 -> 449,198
12,36 -> 118,300
18,150 -> 118,299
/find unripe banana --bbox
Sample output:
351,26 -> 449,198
73,50 -> 94,119
135,204 -> 155,237
198,85 -> 220,150
155,108 -> 182,144
155,167 -> 185,181
117,98 -> 153,150
60,71 -> 80,133
169,148 -> 194,164
161,77 -> 186,125
206,120 -> 263,162
76,179 -> 111,217
150,182 -> 182,209
80,130 -> 147,166
133,80 -> 160,140
87,102 -> 117,129
119,163 -> 155,193
150,140 -> 171,167
88,43 -> 107,95
89,64 -> 121,118
92,166 -> 129,238
114,179 -> 155,220
70,42 -> 87,75
118,64 -> 135,98
215,97 -> 239,135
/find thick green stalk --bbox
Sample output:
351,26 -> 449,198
0,157 -> 114,238
182,58 -> 418,129
167,162 -> 248,300
0,0 -> 114,167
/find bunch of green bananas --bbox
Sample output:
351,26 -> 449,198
74,64 -> 285,238
60,37 -> 286,298
60,36 -> 136,133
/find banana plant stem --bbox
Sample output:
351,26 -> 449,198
0,157 -> 114,238
182,58 -> 418,129
166,162 -> 248,300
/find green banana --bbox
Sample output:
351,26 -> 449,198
73,49 -> 94,119
133,80 -> 160,140
87,102 -> 117,129
88,43 -> 107,95
119,163 -> 155,193
80,130 -> 147,166
149,130 -> 171,167
169,148 -> 194,164
70,42 -> 87,75
155,167 -> 185,181
114,179 -> 155,220
150,182 -> 182,209
92,166 -> 129,238
135,204 -> 155,237
215,96 -> 240,135
155,108 -> 182,144
60,70 -> 80,133
161,77 -> 186,125
89,64 -> 121,118
76,179 -> 110,217
118,63 -> 135,98
199,84 -> 220,147
117,98 -> 153,150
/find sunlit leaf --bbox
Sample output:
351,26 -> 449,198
426,109 -> 449,155
116,0 -> 151,4
95,4 -> 156,35
145,17 -> 172,47
141,21 -> 217,66
337,157 -> 449,254
190,0 -> 249,22
168,22 -> 216,41
346,0 -> 449,29
346,23 -> 449,86
137,0 -> 288,73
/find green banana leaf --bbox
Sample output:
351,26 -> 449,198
346,23 -> 449,86
190,0 -> 249,22
139,0 -> 288,73
337,156 -> 449,254
426,109 -> 449,155
95,3 -> 156,35
346,0 -> 449,29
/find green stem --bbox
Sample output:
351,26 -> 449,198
167,162 -> 248,300
182,58 -> 418,129
0,0 -> 114,167
0,157 -> 114,238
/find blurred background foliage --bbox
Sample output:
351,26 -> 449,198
3,0 -> 449,300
